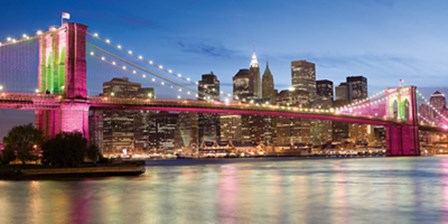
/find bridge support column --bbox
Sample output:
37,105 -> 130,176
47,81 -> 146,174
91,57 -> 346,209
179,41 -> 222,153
60,100 -> 90,138
386,125 -> 419,156
35,110 -> 61,138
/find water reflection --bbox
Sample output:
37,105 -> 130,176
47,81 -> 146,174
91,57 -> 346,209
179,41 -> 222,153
1,157 -> 448,223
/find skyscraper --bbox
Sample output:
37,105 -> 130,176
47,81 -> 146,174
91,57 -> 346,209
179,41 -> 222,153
99,77 -> 154,154
198,72 -> 220,143
198,72 -> 220,101
275,89 -> 311,146
291,60 -> 316,104
347,76 -> 368,103
346,76 -> 369,144
233,69 -> 254,101
333,82 -> 350,141
250,52 -> 261,99
261,61 -> 276,146
262,61 -> 275,103
312,80 -> 333,145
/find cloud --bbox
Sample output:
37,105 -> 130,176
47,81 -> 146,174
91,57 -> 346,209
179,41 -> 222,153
177,40 -> 239,58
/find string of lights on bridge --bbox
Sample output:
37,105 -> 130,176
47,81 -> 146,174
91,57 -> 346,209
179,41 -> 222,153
0,27 -> 59,48
334,89 -> 386,114
88,50 -> 198,100
87,32 -> 234,99
416,90 -> 448,123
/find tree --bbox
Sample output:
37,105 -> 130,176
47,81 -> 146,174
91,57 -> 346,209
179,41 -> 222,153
41,132 -> 102,167
3,123 -> 43,165
1,147 -> 16,164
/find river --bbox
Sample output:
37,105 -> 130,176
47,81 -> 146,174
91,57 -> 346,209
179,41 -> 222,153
1,156 -> 447,223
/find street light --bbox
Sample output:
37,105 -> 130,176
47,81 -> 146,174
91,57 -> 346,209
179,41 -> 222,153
0,85 -> 3,91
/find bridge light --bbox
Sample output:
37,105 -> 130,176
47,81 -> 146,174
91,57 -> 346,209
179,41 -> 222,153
112,61 -> 116,65
152,78 -> 156,82
93,33 -> 99,37
35,88 -> 39,93
128,50 -> 133,55
50,27 -> 57,31
138,55 -> 143,60
117,45 -> 122,49
0,85 -> 3,91
142,74 -> 146,78
149,60 -> 153,65
177,95 -> 181,99
89,51 -> 94,56
105,39 -> 110,43
158,65 -> 163,69
186,77 -> 191,81
161,82 -> 165,86
101,56 -> 105,61
36,30 -> 43,35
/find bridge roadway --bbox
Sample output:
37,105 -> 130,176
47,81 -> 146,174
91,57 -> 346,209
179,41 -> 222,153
0,92 -> 419,127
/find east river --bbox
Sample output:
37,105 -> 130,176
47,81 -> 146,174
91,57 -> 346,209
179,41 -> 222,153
1,156 -> 448,223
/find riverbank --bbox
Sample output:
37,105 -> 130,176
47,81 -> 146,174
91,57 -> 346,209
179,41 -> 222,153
0,162 -> 145,180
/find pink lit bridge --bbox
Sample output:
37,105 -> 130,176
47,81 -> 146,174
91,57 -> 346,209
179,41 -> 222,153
0,23 -> 446,156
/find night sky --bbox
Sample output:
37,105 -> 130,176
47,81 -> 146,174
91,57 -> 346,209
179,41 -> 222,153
1,0 -> 448,140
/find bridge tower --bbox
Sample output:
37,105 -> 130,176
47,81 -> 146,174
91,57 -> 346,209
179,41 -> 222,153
384,86 -> 419,156
35,23 -> 90,138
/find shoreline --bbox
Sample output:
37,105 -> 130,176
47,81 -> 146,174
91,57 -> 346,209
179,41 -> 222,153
0,162 -> 145,180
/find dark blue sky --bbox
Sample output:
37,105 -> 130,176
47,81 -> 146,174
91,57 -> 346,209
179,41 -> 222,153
1,0 -> 448,139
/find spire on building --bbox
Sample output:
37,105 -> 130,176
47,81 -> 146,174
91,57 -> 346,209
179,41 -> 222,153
250,52 -> 259,68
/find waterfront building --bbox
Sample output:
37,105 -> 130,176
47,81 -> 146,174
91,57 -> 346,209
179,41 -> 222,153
346,76 -> 370,144
147,112 -> 178,153
333,82 -> 350,141
311,80 -> 333,146
197,73 -> 220,143
275,89 -> 311,146
98,77 -> 154,154
261,62 -> 276,145
219,114 -> 242,144
175,112 -> 199,151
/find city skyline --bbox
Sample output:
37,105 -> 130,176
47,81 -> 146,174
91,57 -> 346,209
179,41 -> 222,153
2,0 -> 448,140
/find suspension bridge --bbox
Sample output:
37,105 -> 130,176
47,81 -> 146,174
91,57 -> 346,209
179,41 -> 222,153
0,22 -> 447,156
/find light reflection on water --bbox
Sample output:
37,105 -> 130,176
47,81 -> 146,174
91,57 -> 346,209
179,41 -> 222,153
1,157 -> 448,223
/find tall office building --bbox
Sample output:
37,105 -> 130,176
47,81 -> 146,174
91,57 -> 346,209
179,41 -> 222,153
146,112 -> 178,153
198,72 -> 220,143
250,52 -> 261,99
311,80 -> 333,145
335,82 -> 349,102
98,77 -> 154,154
347,76 -> 368,103
275,89 -> 311,146
219,114 -> 242,144
261,62 -> 276,145
233,69 -> 254,101
262,62 -> 275,103
430,91 -> 446,112
198,72 -> 220,101
233,53 -> 264,145
346,76 -> 369,144
291,60 -> 316,104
